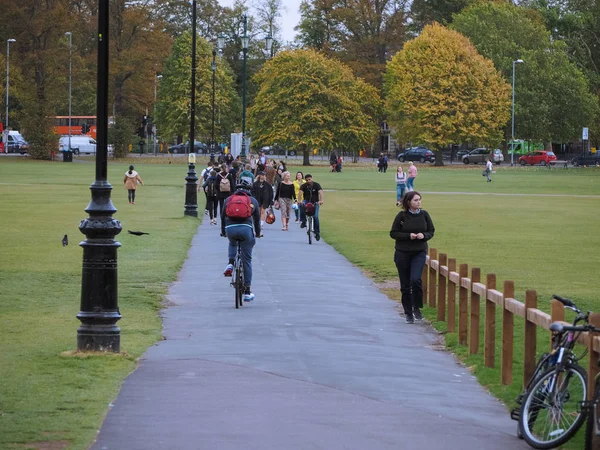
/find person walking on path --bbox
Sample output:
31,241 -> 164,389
251,172 -> 273,235
298,174 -> 324,241
274,171 -> 296,231
202,170 -> 219,225
293,171 -> 304,223
407,162 -> 417,191
239,163 -> 254,186
221,179 -> 261,302
484,158 -> 493,182
389,191 -> 435,324
395,166 -> 407,206
216,163 -> 235,218
124,165 -> 144,205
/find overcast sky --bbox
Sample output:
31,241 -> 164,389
216,0 -> 303,43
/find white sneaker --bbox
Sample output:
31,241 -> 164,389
243,292 -> 255,302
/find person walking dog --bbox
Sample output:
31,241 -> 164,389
124,165 -> 144,204
389,191 -> 435,324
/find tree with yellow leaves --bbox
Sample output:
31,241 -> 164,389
385,23 -> 510,165
249,49 -> 382,165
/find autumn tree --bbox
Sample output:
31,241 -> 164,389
385,23 -> 511,165
296,0 -> 408,90
155,33 -> 241,146
248,49 -> 382,165
452,2 -> 598,144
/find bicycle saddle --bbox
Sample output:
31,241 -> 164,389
549,322 -> 564,333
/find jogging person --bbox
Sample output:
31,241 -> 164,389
298,174 -> 324,241
221,179 -> 261,302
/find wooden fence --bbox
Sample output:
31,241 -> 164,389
422,248 -> 600,444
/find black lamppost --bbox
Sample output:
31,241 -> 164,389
76,0 -> 122,352
240,15 -> 249,161
184,0 -> 198,217
211,49 -> 216,153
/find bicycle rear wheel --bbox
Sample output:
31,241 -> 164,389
520,363 -> 587,449
585,376 -> 600,450
234,253 -> 243,309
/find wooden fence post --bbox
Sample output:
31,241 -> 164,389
422,253 -> 429,307
437,253 -> 447,322
458,264 -> 468,346
484,273 -> 496,368
523,290 -> 537,387
502,280 -> 515,385
447,258 -> 457,333
551,299 -> 565,351
469,268 -> 481,355
588,313 -> 600,450
429,248 -> 437,308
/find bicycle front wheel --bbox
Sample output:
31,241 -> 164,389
585,376 -> 600,450
520,363 -> 587,449
307,217 -> 312,245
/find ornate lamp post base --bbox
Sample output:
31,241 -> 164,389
77,180 -> 122,352
184,162 -> 198,217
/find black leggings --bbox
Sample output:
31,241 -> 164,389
128,189 -> 136,203
207,197 -> 218,219
394,250 -> 427,314
218,194 -> 230,218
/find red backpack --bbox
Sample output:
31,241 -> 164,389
225,191 -> 253,219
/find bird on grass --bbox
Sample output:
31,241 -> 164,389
128,230 -> 150,236
62,234 -> 68,246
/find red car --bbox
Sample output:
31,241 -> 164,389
518,151 -> 557,166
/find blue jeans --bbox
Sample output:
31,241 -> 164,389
396,183 -> 406,201
394,250 -> 427,314
407,177 -> 415,190
301,201 -> 320,233
226,224 -> 255,288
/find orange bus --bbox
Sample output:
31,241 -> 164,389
50,116 -> 98,140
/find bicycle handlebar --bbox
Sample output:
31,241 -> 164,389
552,294 -> 575,308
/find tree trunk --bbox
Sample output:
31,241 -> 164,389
433,149 -> 444,166
302,144 -> 311,166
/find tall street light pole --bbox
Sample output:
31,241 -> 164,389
76,0 -> 122,352
184,0 -> 198,217
241,15 -> 249,162
511,59 -> 524,166
5,38 -> 16,130
65,32 -> 72,152
154,74 -> 162,155
211,49 -> 216,154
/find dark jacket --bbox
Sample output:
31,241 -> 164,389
221,190 -> 261,236
252,180 -> 273,208
389,209 -> 435,252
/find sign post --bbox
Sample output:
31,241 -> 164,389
582,127 -> 589,155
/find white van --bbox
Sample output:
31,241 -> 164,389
59,135 -> 97,155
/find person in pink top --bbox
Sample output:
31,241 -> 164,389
407,161 -> 417,191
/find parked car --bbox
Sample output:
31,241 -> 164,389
456,150 -> 471,160
518,151 -> 557,166
462,148 -> 504,165
571,152 -> 600,167
261,145 -> 295,157
168,141 -> 208,154
3,131 -> 30,154
59,135 -> 97,155
397,147 -> 435,163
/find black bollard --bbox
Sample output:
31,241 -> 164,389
184,157 -> 198,217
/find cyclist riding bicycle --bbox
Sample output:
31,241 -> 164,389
221,179 -> 261,302
298,174 -> 324,241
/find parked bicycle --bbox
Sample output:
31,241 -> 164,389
512,294 -> 600,449
231,239 -> 244,309
585,358 -> 600,449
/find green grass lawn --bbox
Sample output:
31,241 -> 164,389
1,157 -> 599,449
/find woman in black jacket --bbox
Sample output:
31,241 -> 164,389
251,172 -> 273,233
389,191 -> 435,324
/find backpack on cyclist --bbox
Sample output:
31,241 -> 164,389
304,202 -> 316,216
225,191 -> 253,220
219,173 -> 231,193
205,178 -> 217,198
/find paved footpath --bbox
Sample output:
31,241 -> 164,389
92,216 -> 528,450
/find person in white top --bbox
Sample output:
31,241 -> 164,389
485,158 -> 493,182
395,166 -> 407,206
